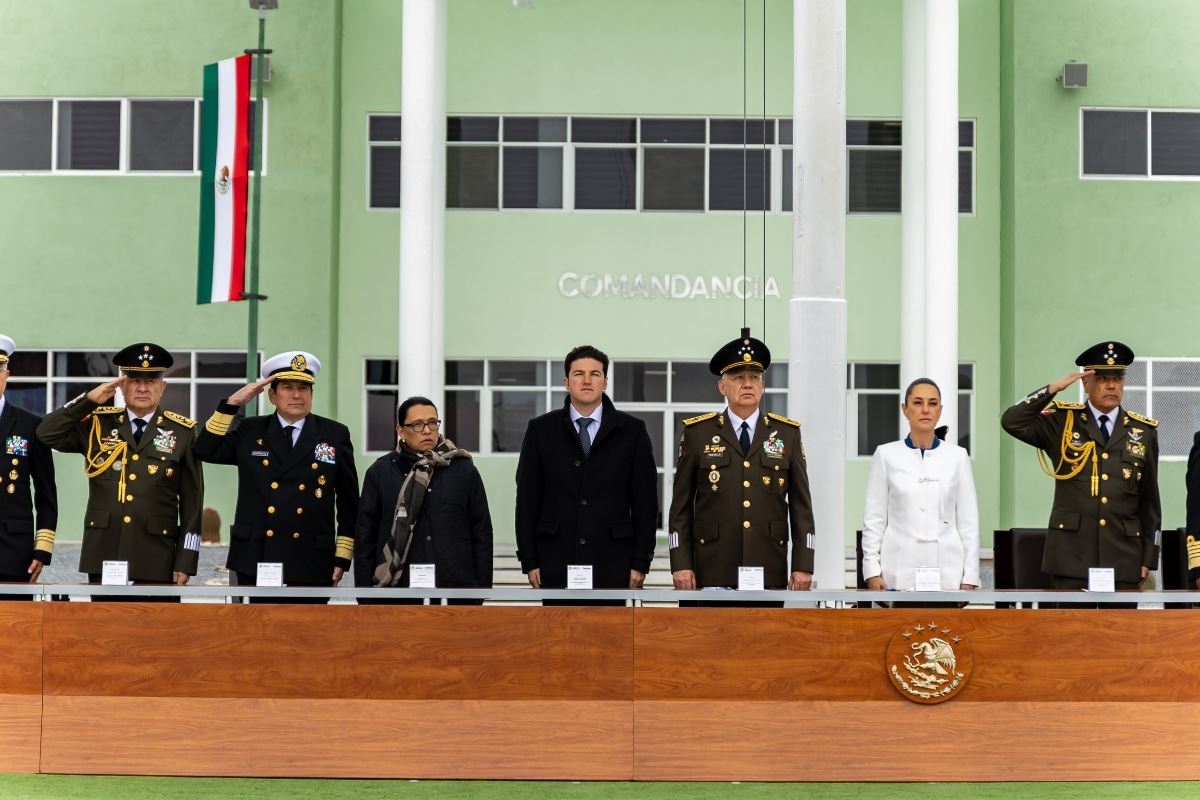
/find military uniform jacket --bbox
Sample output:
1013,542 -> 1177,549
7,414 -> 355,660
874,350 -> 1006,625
36,395 -> 202,582
0,401 -> 57,577
669,410 -> 816,589
1001,386 -> 1160,583
194,404 -> 359,585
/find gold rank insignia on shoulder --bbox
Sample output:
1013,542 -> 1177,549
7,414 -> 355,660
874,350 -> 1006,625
163,410 -> 197,428
766,412 -> 801,427
1050,400 -> 1085,411
682,412 -> 718,426
1126,409 -> 1158,427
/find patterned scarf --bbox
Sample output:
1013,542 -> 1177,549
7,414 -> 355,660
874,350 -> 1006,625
373,437 -> 472,587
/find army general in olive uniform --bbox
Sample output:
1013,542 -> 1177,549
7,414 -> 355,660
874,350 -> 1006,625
1001,341 -> 1160,590
669,328 -> 816,593
36,343 -> 203,585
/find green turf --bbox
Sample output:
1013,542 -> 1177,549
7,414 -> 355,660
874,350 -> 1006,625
2,777 -> 1200,800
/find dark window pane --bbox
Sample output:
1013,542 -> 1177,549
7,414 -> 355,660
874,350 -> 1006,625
641,118 -> 705,144
366,389 -> 399,450
129,100 -> 194,171
782,148 -> 792,212
626,410 -> 664,469
846,119 -> 902,146
54,382 -> 97,407
760,393 -> 788,416
504,117 -> 566,142
503,147 -> 563,209
958,120 -> 974,148
643,148 -> 704,211
492,391 -> 544,452
444,390 -> 480,451
0,100 -> 52,170
957,393 -> 971,455
854,364 -> 900,389
489,361 -> 545,386
575,148 -> 636,209
1082,109 -> 1147,176
958,150 -> 973,213
551,388 -> 567,409
163,358 -> 191,379
4,384 -> 46,414
197,352 -> 256,378
57,100 -> 120,170
765,363 -> 788,388
858,393 -> 901,456
671,362 -> 715,403
447,146 -> 498,208
445,360 -> 484,385
709,149 -> 770,211
1151,111 -> 1200,176
369,146 -> 401,208
779,119 -> 792,145
365,359 -> 398,385
197,383 -> 246,417
55,351 -> 116,378
958,362 -> 974,390
613,362 -> 668,403
447,116 -> 498,142
710,119 -> 774,145
369,115 -> 402,142
848,149 -> 901,212
6,351 -> 46,376
571,117 -> 636,143
161,383 -> 189,415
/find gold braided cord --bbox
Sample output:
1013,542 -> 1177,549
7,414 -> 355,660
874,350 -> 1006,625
1035,409 -> 1099,497
83,416 -> 128,503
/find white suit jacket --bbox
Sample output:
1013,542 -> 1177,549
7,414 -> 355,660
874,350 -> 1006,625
861,438 -> 980,590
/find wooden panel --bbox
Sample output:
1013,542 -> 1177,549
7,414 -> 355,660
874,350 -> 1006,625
634,700 -> 1200,781
41,696 -> 632,779
43,604 -> 632,700
0,695 -> 42,773
0,605 -> 42,695
634,609 -> 1200,702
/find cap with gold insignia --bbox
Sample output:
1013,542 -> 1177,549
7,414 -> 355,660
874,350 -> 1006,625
709,327 -> 771,376
113,342 -> 173,376
1075,341 -> 1134,376
0,334 -> 14,367
262,351 -> 321,384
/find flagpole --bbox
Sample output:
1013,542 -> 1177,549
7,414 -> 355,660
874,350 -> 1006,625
242,0 -> 275,383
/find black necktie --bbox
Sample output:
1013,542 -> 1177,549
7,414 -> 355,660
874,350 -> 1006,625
1099,414 -> 1110,443
739,421 -> 751,455
577,418 -> 593,457
284,425 -> 297,449
132,418 -> 147,444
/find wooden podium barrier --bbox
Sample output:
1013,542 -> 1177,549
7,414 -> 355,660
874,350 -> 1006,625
2,604 -> 1199,780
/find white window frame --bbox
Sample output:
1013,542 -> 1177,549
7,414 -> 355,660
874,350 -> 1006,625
846,361 -> 976,460
1078,106 -> 1200,182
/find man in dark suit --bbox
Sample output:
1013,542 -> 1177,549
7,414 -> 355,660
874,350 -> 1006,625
516,345 -> 658,603
194,351 -> 359,602
0,335 -> 57,598
37,342 -> 203,592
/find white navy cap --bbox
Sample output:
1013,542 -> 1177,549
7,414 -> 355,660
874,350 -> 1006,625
0,334 -> 14,366
262,351 -> 320,384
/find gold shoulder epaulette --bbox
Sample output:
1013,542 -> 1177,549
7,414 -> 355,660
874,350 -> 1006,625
163,410 -> 197,428
92,406 -> 122,415
1127,409 -> 1158,427
683,412 -> 718,426
1050,401 -> 1085,411
767,412 -> 801,427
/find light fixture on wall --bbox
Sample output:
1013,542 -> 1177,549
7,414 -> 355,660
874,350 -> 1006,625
1058,61 -> 1088,89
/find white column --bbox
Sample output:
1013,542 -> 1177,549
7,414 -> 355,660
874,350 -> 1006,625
900,0 -> 927,391
792,0 -> 847,592
399,0 -> 447,411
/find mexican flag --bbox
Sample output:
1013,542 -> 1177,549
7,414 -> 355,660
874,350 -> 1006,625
196,54 -> 251,304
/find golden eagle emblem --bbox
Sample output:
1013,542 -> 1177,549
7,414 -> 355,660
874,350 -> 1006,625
885,619 -> 973,704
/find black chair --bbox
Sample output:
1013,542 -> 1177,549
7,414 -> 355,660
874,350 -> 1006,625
1160,528 -> 1194,608
993,528 -> 1053,607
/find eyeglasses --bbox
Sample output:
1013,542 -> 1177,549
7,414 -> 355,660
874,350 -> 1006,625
402,419 -> 441,432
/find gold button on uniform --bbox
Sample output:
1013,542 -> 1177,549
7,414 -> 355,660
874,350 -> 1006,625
1102,474 -> 1108,481
699,538 -> 706,544
743,520 -> 750,529
125,494 -> 133,502
1101,497 -> 1108,504
266,530 -> 274,538
743,461 -> 750,468
267,506 -> 276,514
1099,519 -> 1107,527
292,532 -> 300,539
296,507 -> 304,515
123,515 -> 132,524
262,459 -> 270,466
743,480 -> 750,488
1101,453 -> 1109,460
131,454 -> 139,462
270,481 -> 279,489
1057,523 -> 1064,529
311,463 -> 318,470
298,484 -> 306,491
128,473 -> 137,481
743,500 -> 751,508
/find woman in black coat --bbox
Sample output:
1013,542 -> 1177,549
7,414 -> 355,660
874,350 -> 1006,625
354,396 -> 492,601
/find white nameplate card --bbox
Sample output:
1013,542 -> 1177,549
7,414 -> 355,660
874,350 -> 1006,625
567,564 -> 593,590
914,568 -> 942,592
409,563 -> 436,588
256,562 -> 284,587
738,566 -> 765,591
101,560 -> 129,586
1087,567 -> 1115,593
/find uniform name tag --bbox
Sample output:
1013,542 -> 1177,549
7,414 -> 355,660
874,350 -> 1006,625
567,564 -> 593,590
251,449 -> 270,458
257,562 -> 284,587
101,560 -> 130,586
914,568 -> 942,592
738,566 -> 764,591
1087,567 -> 1115,593
409,563 -> 436,588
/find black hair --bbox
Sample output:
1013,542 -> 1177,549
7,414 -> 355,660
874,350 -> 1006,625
563,345 -> 609,377
903,377 -> 941,404
397,395 -> 438,427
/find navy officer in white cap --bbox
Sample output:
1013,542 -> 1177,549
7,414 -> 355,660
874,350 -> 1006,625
194,351 -> 359,601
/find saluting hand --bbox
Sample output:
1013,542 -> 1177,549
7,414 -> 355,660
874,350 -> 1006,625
1048,369 -> 1094,394
226,376 -> 275,407
86,375 -> 127,405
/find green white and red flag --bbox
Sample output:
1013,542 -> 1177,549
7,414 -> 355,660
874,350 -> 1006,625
196,54 -> 250,304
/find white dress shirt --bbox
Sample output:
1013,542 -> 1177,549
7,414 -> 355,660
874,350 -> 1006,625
725,407 -> 761,442
276,414 -> 306,446
568,403 -> 602,448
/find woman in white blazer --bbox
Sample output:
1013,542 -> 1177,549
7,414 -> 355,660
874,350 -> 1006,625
862,378 -> 980,593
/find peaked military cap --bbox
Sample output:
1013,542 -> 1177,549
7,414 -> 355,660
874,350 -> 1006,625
113,342 -> 173,375
262,351 -> 321,384
1075,341 -> 1134,376
710,327 -> 770,376
0,333 -> 14,366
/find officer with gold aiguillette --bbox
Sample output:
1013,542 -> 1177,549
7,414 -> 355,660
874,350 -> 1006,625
36,343 -> 204,587
1001,341 -> 1160,591
668,328 -> 816,595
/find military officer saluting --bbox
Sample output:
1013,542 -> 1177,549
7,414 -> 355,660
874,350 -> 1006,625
1002,341 -> 1160,591
669,328 -> 816,594
0,334 -> 58,595
194,351 -> 359,599
37,343 -> 203,587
